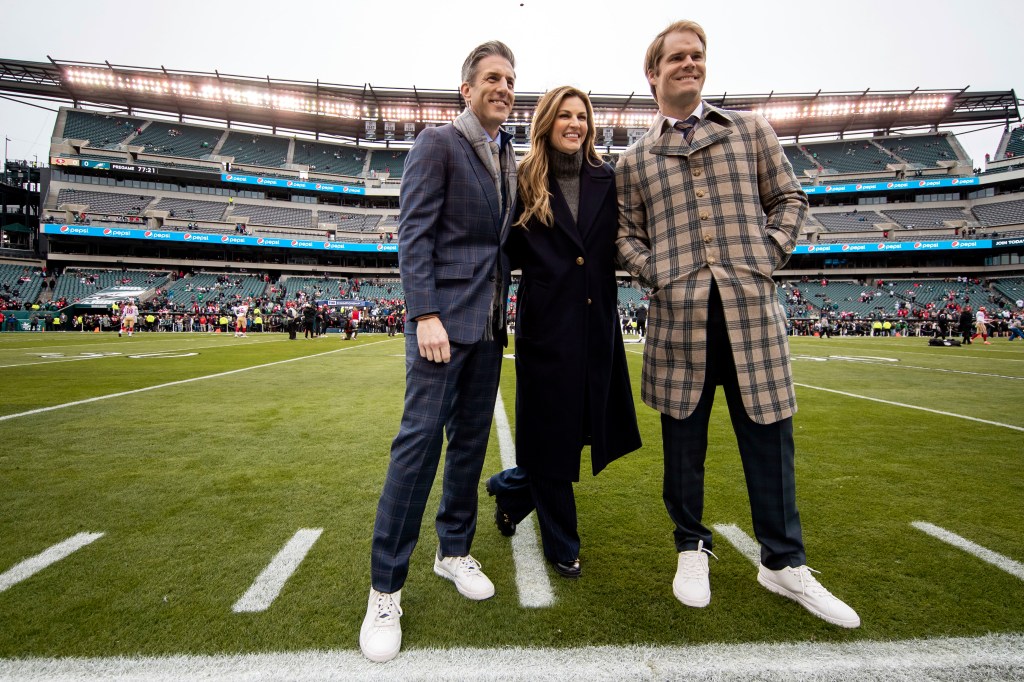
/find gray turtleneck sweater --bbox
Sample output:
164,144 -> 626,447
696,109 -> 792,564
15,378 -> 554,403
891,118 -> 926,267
550,149 -> 583,224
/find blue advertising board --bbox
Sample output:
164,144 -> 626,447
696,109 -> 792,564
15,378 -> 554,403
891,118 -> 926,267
40,224 -> 397,253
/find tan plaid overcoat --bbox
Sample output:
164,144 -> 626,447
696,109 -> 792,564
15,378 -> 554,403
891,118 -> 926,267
616,103 -> 806,424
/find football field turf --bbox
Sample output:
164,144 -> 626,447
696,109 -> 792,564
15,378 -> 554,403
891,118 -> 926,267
0,331 -> 1022,679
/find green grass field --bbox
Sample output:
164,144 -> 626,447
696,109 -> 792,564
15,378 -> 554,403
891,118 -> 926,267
0,330 -> 1022,672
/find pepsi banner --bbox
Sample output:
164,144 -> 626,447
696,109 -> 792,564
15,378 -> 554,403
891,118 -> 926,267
220,173 -> 366,196
40,224 -> 397,253
793,238 -> 992,254
803,176 -> 980,195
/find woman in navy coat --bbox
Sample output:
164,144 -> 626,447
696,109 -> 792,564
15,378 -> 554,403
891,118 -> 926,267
487,86 -> 641,577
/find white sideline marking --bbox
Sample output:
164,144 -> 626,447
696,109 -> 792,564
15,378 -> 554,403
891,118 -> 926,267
1,633 -> 1022,681
0,532 -> 104,593
713,524 -> 760,566
493,391 -> 555,608
0,339 -> 391,423
794,383 -> 1024,432
911,522 -> 1024,581
232,529 -> 323,613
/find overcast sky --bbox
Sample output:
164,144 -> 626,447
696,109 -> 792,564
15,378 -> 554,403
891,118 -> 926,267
2,0 -> 1021,169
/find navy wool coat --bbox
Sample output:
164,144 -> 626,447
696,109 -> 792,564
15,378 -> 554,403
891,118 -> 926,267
509,159 -> 641,482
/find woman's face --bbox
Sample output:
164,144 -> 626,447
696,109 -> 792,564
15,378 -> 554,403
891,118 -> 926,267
547,96 -> 588,155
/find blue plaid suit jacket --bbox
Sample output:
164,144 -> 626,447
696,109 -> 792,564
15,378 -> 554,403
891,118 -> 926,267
399,123 -> 513,345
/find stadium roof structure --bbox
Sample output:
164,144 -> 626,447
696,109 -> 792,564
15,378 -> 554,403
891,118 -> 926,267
0,56 -> 1019,147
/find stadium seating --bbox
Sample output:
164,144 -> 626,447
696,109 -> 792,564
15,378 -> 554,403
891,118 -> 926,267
1003,126 -> 1024,159
162,273 -> 266,307
51,268 -> 170,303
785,146 -> 821,178
317,211 -> 381,232
230,203 -> 313,228
0,264 -> 45,307
882,134 -> 959,167
879,206 -> 975,228
150,197 -> 228,222
56,189 -> 154,215
367,150 -> 408,179
800,140 -> 896,175
992,277 -> 1024,304
63,110 -> 146,149
221,132 -> 290,167
813,211 -> 889,232
973,199 -> 1024,227
131,121 -> 223,159
293,141 -> 367,176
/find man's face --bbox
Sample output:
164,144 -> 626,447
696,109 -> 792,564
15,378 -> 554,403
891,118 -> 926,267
461,55 -> 516,136
647,29 -> 706,113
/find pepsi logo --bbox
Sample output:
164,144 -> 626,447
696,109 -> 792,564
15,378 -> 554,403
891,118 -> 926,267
60,225 -> 69,232
877,243 -> 885,249
226,174 -> 233,180
887,183 -> 894,188
856,184 -> 862,190
914,242 -> 922,248
918,181 -> 926,187
291,240 -> 298,246
323,242 -> 330,248
257,238 -> 264,244
842,244 -> 850,251
221,235 -> 230,242
315,184 -> 322,189
184,233 -> 192,239
256,177 -> 264,184
144,231 -> 153,237
103,228 -> 112,235
377,243 -> 384,251
952,241 -> 960,247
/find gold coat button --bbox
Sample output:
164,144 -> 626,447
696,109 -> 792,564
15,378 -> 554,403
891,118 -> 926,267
703,234 -> 712,243
700,212 -> 710,220
693,168 -> 702,177
707,256 -> 717,265
696,190 -> 705,198
576,256 -> 585,265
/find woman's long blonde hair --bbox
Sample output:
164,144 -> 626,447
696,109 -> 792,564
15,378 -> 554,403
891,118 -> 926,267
515,86 -> 602,228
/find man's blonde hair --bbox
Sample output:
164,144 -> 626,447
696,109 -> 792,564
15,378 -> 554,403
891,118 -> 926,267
644,20 -> 707,99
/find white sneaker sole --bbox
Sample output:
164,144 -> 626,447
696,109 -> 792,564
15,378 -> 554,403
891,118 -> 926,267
673,582 -> 710,608
757,573 -> 860,628
359,624 -> 401,663
433,559 -> 495,601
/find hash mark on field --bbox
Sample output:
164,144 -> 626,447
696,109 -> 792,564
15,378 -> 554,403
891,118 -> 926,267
493,391 -> 554,608
713,524 -> 760,565
911,521 -> 1024,581
232,528 -> 323,613
0,532 -> 104,594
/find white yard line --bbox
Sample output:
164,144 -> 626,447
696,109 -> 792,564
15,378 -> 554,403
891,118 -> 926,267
712,524 -> 760,566
0,339 -> 391,423
1,633 -> 1022,681
0,533 -> 104,593
493,391 -> 555,609
794,383 -> 1024,432
232,529 -> 323,613
911,522 -> 1024,581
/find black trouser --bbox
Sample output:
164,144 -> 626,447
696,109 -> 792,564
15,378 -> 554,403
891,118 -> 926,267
661,281 -> 805,569
488,467 -> 579,564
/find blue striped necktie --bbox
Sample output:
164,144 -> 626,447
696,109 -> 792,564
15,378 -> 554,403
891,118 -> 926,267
674,115 -> 700,143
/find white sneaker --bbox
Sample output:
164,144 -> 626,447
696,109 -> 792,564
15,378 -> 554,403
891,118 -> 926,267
359,588 -> 402,662
757,564 -> 860,628
433,551 -> 495,600
673,540 -> 716,607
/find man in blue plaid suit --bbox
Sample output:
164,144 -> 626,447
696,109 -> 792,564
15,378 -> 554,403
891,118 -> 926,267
616,20 -> 859,629
360,40 -> 518,663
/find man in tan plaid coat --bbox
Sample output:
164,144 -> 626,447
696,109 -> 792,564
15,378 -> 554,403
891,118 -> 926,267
616,20 -> 859,628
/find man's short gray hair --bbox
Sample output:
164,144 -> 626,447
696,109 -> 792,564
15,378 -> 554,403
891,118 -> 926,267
461,41 -> 516,85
